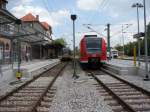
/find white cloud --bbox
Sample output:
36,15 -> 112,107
9,0 -> 150,48
50,10 -> 70,26
11,0 -> 33,6
10,5 -> 70,27
105,0 -> 150,19
20,0 -> 33,4
77,0 -> 150,19
77,0 -> 102,11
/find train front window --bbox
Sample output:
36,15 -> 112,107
86,38 -> 101,53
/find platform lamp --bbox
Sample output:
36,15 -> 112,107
70,14 -> 79,79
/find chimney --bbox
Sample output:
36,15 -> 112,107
36,15 -> 39,21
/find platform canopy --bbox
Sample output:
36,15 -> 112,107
0,9 -> 51,44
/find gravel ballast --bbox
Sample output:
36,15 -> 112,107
49,64 -> 113,112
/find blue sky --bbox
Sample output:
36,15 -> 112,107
7,0 -> 150,49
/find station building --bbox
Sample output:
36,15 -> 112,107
20,13 -> 52,60
0,0 -> 54,64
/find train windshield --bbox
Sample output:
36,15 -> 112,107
86,37 -> 101,53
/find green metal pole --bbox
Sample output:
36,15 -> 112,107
73,20 -> 76,77
107,24 -> 111,60
17,25 -> 21,73
16,24 -> 22,80
143,0 -> 149,80
134,46 -> 137,66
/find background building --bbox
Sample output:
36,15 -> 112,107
0,0 -> 53,64
20,13 -> 52,60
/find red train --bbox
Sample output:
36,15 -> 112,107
80,35 -> 107,68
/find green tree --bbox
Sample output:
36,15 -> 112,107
114,22 -> 150,56
115,44 -> 123,51
52,38 -> 67,57
53,38 -> 66,47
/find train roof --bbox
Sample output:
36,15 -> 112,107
84,35 -> 97,37
80,34 -> 104,44
82,35 -> 102,40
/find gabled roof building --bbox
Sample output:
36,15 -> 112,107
20,13 -> 53,59
20,13 -> 52,41
0,0 -> 54,64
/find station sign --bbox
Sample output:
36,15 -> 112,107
133,32 -> 145,39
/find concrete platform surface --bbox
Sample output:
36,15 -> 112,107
105,59 -> 150,76
105,59 -> 150,92
107,59 -> 150,69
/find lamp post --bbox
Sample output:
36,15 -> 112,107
71,14 -> 78,79
132,3 -> 143,67
143,0 -> 149,81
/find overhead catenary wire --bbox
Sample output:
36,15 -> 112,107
41,0 -> 54,25
100,0 -> 110,11
111,24 -> 133,37
83,24 -> 107,37
82,0 -> 111,39
88,0 -> 107,24
42,0 -> 51,14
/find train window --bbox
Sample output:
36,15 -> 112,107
86,38 -> 101,53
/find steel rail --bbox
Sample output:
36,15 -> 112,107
91,72 -> 136,112
31,62 -> 68,112
101,68 -> 150,97
0,62 -> 61,102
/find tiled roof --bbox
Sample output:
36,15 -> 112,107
21,13 -> 37,22
41,22 -> 49,30
21,13 -> 52,32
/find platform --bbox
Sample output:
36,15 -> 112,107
105,59 -> 150,76
105,59 -> 150,92
0,59 -> 60,97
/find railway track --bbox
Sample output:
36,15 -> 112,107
88,69 -> 150,112
0,62 -> 67,112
